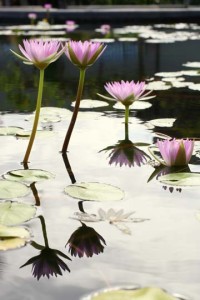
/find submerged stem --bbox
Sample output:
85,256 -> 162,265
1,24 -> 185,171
23,69 -> 44,163
62,68 -> 86,153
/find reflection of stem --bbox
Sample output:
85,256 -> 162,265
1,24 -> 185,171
31,241 -> 44,250
39,215 -> 49,248
78,201 -> 85,213
30,182 -> 41,206
23,69 -> 44,163
62,153 -> 76,184
62,68 -> 86,153
125,122 -> 129,140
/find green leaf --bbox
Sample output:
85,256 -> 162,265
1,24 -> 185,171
0,126 -> 24,136
159,172 -> 200,186
87,287 -> 180,300
71,99 -> 109,109
64,182 -> 124,202
0,201 -> 36,225
0,180 -> 29,199
0,237 -> 29,251
16,130 -> 54,139
0,224 -> 30,238
4,169 -> 55,183
148,118 -> 176,128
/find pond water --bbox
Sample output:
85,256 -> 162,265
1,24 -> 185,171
1,22 -> 200,300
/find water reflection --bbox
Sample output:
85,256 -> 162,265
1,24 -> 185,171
62,153 -> 76,184
20,215 -> 71,280
66,222 -> 106,258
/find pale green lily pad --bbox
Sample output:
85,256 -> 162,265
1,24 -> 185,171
65,182 -> 124,202
148,118 -> 176,128
159,173 -> 200,186
3,169 -> 55,183
0,201 -> 36,225
0,180 -> 29,199
113,101 -> 152,110
16,130 -> 54,139
0,126 -> 24,136
71,99 -> 109,109
183,62 -> 200,68
39,107 -> 71,117
0,223 -> 31,250
25,114 -> 61,123
84,287 -> 180,300
146,81 -> 171,90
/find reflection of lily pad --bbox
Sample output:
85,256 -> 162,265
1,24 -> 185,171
4,169 -> 55,183
0,224 -> 31,250
0,180 -> 29,199
71,99 -> 109,109
159,173 -> 200,186
0,201 -> 36,225
0,126 -> 23,136
65,182 -> 124,201
83,287 -> 180,300
149,118 -> 176,128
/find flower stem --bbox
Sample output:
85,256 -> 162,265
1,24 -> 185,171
23,69 -> 44,163
39,215 -> 49,248
62,68 -> 86,153
125,106 -> 129,140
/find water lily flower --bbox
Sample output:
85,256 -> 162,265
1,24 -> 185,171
66,222 -> 106,258
157,138 -> 194,166
20,247 -> 71,280
62,40 -> 106,153
66,20 -> 77,32
100,139 -> 150,168
100,24 -> 111,35
11,39 -> 64,70
65,40 -> 106,69
28,13 -> 37,20
44,3 -> 52,9
11,39 -> 65,163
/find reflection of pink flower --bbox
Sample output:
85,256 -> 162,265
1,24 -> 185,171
66,223 -> 106,258
101,140 -> 150,168
104,80 -> 153,106
157,138 -> 194,166
66,20 -> 77,32
65,40 -> 106,68
100,24 -> 111,34
44,3 -> 52,9
20,247 -> 71,280
11,39 -> 65,70
28,13 -> 37,20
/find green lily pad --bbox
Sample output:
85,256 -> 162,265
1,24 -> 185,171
0,223 -> 31,250
64,182 -> 124,202
16,130 -> 54,139
71,99 -> 109,109
0,201 -> 36,225
113,101 -> 152,110
0,180 -> 29,199
85,287 -> 180,300
159,173 -> 200,186
148,118 -> 176,128
25,114 -> 61,123
0,126 -> 24,136
3,169 -> 55,183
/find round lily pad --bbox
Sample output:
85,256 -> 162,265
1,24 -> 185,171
82,287 -> 183,300
113,101 -> 152,110
25,114 -> 61,123
71,99 -> 109,109
0,223 -> 31,250
0,180 -> 29,199
64,182 -> 124,202
148,118 -> 176,128
0,126 -> 23,136
3,169 -> 55,183
0,201 -> 36,225
159,173 -> 200,186
16,130 -> 54,139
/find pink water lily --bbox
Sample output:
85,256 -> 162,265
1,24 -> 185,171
65,40 -> 106,68
157,138 -> 194,166
104,80 -> 154,107
11,39 -> 65,70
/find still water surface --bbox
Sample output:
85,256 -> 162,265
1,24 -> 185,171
0,27 -> 200,300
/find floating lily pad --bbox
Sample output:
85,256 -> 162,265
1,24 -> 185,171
16,130 -> 54,139
25,114 -> 61,123
0,180 -> 29,199
38,107 -> 71,118
0,126 -> 23,136
71,99 -> 109,109
159,173 -> 200,186
0,223 -> 31,250
64,182 -> 124,202
3,169 -> 55,183
148,118 -> 176,128
83,287 -> 181,300
183,62 -> 200,68
0,201 -> 36,225
113,101 -> 152,110
146,81 -> 171,90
